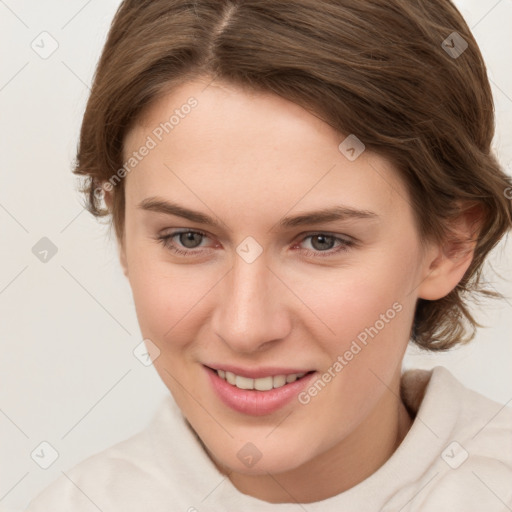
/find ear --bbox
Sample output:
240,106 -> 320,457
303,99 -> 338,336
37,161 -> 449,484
104,190 -> 129,278
417,202 -> 483,300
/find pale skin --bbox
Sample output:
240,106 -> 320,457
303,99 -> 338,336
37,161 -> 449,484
104,77 -> 479,503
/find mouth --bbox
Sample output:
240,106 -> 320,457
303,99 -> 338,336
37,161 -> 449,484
203,365 -> 317,416
210,367 -> 315,391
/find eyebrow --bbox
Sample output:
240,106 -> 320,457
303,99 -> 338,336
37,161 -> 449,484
137,197 -> 379,229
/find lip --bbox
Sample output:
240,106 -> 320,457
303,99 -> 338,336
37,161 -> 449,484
204,364 -> 314,379
204,365 -> 317,416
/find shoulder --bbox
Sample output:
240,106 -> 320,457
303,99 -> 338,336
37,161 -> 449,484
24,397 -> 184,511
422,366 -> 512,451
398,366 -> 512,511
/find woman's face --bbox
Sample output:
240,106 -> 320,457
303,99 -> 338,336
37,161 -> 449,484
118,78 -> 436,476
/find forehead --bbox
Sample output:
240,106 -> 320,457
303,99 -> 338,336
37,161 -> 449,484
123,79 -> 413,227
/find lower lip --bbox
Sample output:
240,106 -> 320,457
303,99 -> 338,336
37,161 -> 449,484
204,365 -> 317,416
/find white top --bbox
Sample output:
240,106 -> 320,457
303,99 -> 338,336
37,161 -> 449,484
25,366 -> 512,511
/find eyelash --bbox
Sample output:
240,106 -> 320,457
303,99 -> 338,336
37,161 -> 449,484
155,230 -> 355,258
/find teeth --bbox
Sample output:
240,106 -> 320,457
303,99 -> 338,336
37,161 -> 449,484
272,375 -> 286,388
235,375 -> 254,390
216,370 -> 308,390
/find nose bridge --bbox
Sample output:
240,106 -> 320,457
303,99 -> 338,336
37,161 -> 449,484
213,250 -> 288,351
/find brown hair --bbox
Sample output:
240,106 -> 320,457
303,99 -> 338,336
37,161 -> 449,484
73,0 -> 512,350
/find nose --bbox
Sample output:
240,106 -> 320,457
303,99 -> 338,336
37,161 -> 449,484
211,250 -> 292,354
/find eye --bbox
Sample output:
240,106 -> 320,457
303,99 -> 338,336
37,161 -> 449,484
155,230 -> 355,258
295,233 -> 355,258
156,229 -> 211,256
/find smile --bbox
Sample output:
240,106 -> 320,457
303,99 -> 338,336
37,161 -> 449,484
215,369 -> 310,391
204,365 -> 317,415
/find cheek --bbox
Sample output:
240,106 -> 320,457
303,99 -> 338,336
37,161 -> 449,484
126,254 -> 190,341
316,284 -> 410,384
295,256 -> 414,347
321,262 -> 417,400
301,289 -> 413,435
306,245 -> 419,379
127,252 -> 218,355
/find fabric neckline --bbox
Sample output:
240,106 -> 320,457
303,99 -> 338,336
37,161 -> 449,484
150,366 -> 459,509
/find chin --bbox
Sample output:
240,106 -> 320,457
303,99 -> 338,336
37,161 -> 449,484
205,436 -> 313,476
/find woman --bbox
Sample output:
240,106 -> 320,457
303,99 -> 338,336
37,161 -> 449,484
26,0 -> 512,510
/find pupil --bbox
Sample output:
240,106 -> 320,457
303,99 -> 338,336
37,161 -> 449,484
181,232 -> 201,248
312,235 -> 333,251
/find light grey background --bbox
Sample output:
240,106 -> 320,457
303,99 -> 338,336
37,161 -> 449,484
0,0 -> 511,510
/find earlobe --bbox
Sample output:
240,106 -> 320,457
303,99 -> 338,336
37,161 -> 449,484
417,203 -> 482,301
104,189 -> 113,212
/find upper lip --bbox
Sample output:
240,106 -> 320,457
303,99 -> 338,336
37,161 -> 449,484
204,364 -> 314,379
